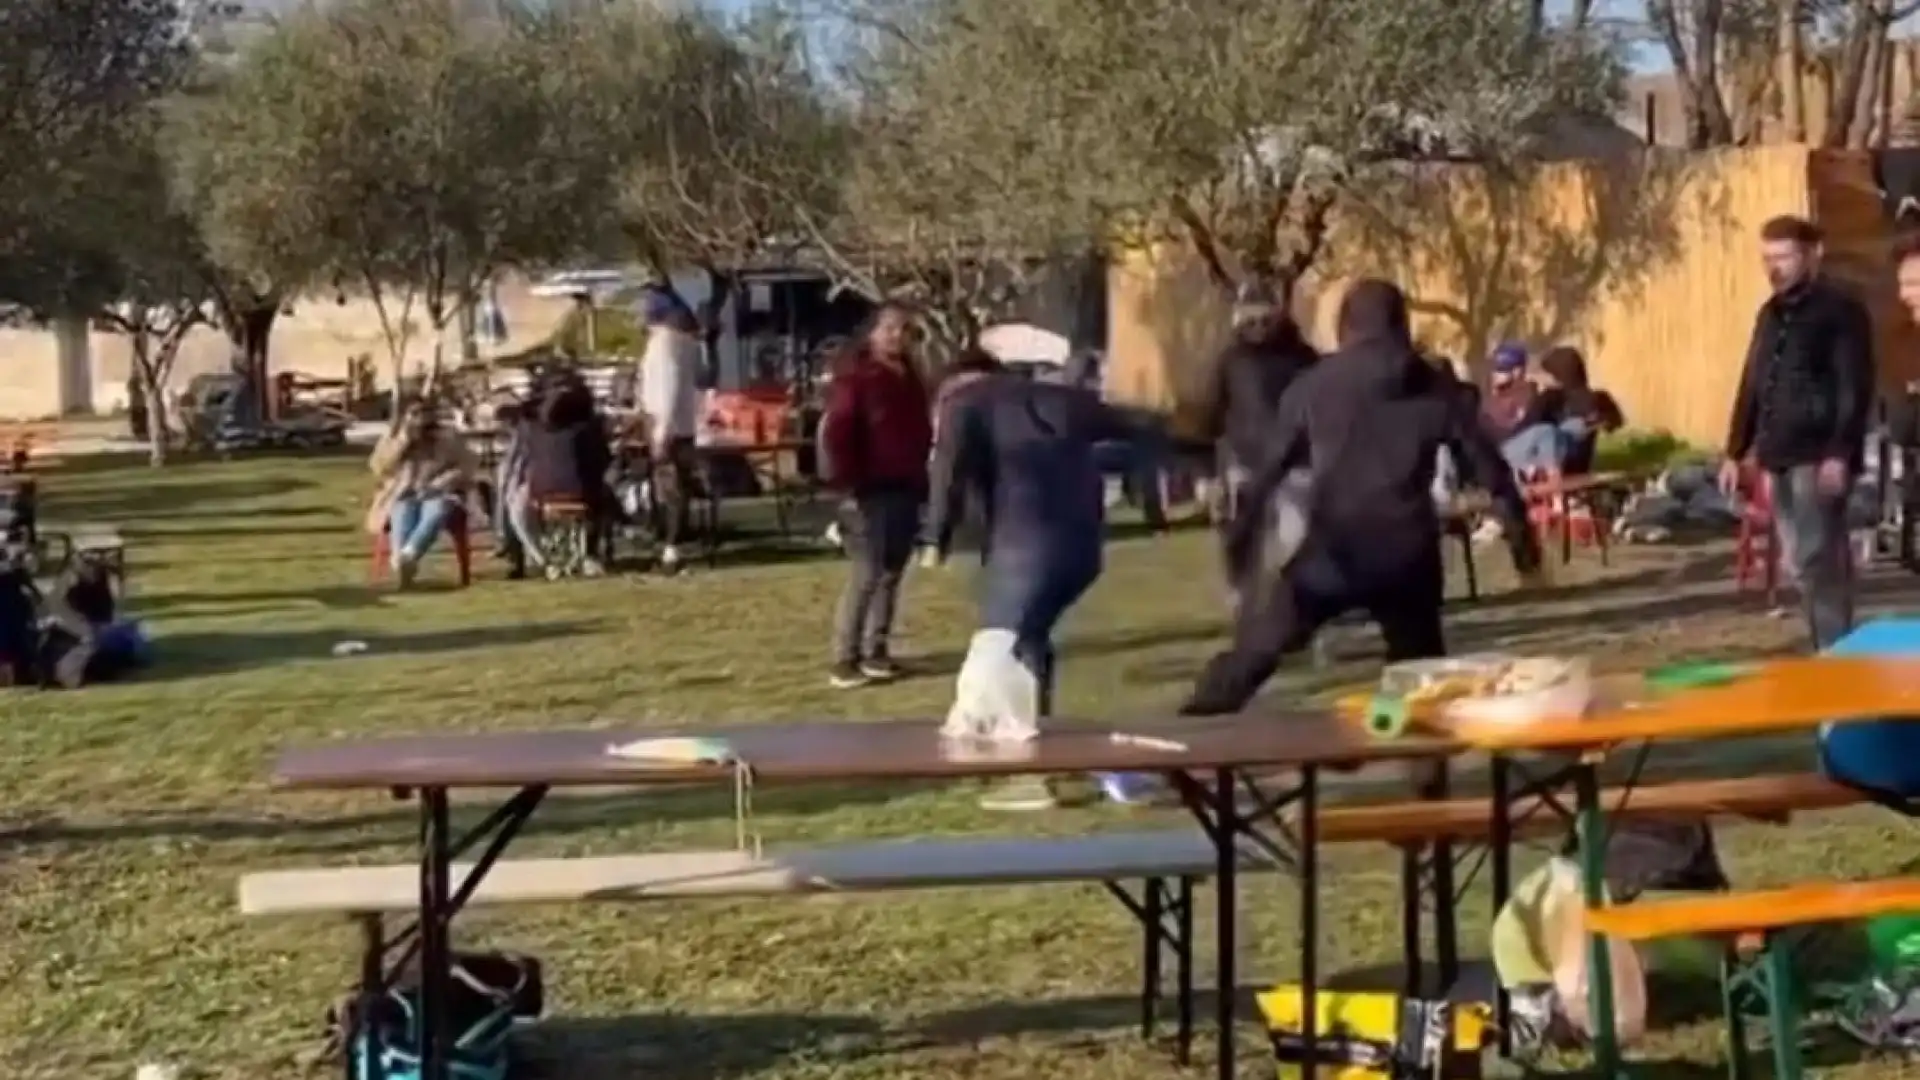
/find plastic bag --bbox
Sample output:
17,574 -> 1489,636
942,630 -> 1039,743
1491,857 -> 1646,1048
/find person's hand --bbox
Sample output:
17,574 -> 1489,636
916,545 -> 944,569
1716,457 -> 1742,497
1816,456 -> 1849,497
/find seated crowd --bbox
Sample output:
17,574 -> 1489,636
365,287 -> 706,584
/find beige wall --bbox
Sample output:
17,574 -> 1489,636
0,273 -> 575,420
1107,145 -> 1893,448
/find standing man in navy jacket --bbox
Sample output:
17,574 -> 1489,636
1719,215 -> 1875,649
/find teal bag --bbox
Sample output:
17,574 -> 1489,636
339,953 -> 540,1080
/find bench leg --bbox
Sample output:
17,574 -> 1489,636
1141,878 -> 1163,1040
1761,938 -> 1802,1080
1109,875 -> 1196,1065
1718,946 -> 1752,1080
353,914 -> 385,1080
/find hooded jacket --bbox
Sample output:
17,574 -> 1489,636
1204,316 -> 1318,468
1228,279 -> 1539,579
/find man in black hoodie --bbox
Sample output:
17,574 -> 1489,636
1719,215 -> 1874,649
1203,282 -> 1319,592
1181,280 -> 1541,715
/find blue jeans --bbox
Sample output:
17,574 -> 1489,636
978,543 -> 1102,716
387,493 -> 453,565
1502,420 -> 1591,472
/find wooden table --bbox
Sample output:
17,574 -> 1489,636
272,712 -> 1459,1080
1444,657 -> 1920,1077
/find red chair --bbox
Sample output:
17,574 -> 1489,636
1523,468 -> 1613,565
371,501 -> 473,587
1734,465 -> 1778,604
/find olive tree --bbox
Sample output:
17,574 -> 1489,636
0,0 -> 190,309
578,3 -> 845,345
202,0 -> 628,408
833,0 -> 1623,304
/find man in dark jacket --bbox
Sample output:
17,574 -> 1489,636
1205,283 -> 1319,493
1204,283 -> 1318,598
924,349 -> 1160,809
924,351 -> 1154,689
1181,280 -> 1541,715
1719,215 -> 1874,649
820,302 -> 934,687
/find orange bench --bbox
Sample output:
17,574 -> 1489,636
1588,879 -> 1916,1080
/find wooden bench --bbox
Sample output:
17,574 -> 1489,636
1587,881 -> 1920,1080
240,772 -> 1860,1060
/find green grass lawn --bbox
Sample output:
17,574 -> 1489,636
2,453 -> 1916,1079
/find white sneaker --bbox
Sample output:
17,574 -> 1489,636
659,545 -> 682,573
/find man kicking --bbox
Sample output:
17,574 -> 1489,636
1182,279 -> 1541,716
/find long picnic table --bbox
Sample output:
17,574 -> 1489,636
267,657 -> 1920,1080
272,712 -> 1460,1080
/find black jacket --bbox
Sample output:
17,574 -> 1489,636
1205,320 -> 1318,469
1230,280 -> 1539,579
523,420 -> 613,506
1727,278 -> 1874,471
926,375 -> 1148,562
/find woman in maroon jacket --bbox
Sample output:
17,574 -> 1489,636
820,302 -> 934,687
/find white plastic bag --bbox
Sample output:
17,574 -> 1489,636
1490,857 -> 1646,1049
942,629 -> 1040,743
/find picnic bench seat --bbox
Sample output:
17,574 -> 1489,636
1586,880 -> 1920,1080
240,770 -> 1860,1062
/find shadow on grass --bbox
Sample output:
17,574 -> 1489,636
0,780 -> 937,856
520,1011 -> 885,1080
138,619 -> 604,682
139,584 -> 398,615
47,475 -> 317,524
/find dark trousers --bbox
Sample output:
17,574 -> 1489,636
832,489 -> 921,663
1182,541 -> 1446,716
1772,463 -> 1855,649
979,543 -> 1102,716
651,438 -> 697,548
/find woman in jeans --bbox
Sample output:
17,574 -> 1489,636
819,303 -> 933,688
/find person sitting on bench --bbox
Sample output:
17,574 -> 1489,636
521,373 -> 614,576
366,404 -> 475,589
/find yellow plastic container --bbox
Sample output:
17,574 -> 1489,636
1256,985 -> 1490,1080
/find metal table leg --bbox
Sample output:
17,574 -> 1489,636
383,785 -> 548,1080
1170,766 -> 1320,1080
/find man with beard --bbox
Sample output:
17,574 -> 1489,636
1203,281 -> 1319,597
1720,215 -> 1874,649
1180,280 -> 1540,715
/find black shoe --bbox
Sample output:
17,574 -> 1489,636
860,655 -> 902,681
829,662 -> 870,689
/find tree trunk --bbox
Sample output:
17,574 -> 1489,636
1826,0 -> 1881,147
699,269 -> 734,389
132,337 -> 170,467
1779,0 -> 1806,142
226,301 -> 278,420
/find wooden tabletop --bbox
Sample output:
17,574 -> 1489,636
1450,657 -> 1920,751
271,713 -> 1458,791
